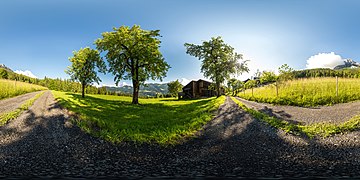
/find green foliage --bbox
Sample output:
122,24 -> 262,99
53,90 -> 225,145
167,79 -> 183,97
0,91 -> 44,126
184,36 -> 249,97
260,71 -> 278,84
238,77 -> 360,107
244,79 -> 257,89
95,25 -> 170,104
278,64 -> 294,81
0,79 -> 47,100
66,47 -> 105,98
231,97 -> 360,138
0,68 -> 8,79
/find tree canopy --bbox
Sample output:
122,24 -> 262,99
184,36 -> 249,97
167,79 -> 183,97
65,47 -> 105,98
95,25 -> 170,104
278,64 -> 294,81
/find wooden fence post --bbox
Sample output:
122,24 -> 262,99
336,76 -> 338,97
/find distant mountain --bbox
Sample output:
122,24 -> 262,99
0,64 -> 13,72
179,78 -> 190,86
334,59 -> 360,70
105,83 -> 169,97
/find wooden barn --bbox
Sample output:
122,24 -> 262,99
178,79 -> 223,99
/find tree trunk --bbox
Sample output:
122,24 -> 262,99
132,80 -> 139,104
216,82 -> 220,98
81,82 -> 85,98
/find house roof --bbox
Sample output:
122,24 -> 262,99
183,79 -> 212,87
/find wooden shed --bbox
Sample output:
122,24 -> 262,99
178,79 -> 223,99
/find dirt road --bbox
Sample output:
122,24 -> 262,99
1,93 -> 360,178
236,97 -> 360,125
0,91 -> 41,115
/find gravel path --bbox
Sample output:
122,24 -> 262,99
235,97 -> 360,125
0,91 -> 41,115
1,94 -> 360,178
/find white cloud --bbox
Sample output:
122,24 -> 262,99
306,52 -> 345,69
14,70 -> 37,78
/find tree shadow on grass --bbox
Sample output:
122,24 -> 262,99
2,95 -> 360,177
54,93 -> 215,144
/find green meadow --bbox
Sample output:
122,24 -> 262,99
0,79 -> 47,100
52,91 -> 225,145
238,77 -> 360,107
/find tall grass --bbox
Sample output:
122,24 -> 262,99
0,79 -> 47,100
238,77 -> 360,107
52,91 -> 226,145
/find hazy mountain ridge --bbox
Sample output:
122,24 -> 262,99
105,83 -> 169,97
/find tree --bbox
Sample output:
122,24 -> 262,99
184,36 -> 249,97
0,68 -> 8,79
260,71 -> 278,84
66,47 -> 105,98
227,78 -> 237,95
278,64 -> 294,81
95,25 -> 170,104
245,79 -> 257,97
167,79 -> 183,97
227,78 -> 243,96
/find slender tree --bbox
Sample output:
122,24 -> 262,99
167,79 -> 183,97
278,64 -> 294,81
96,25 -> 170,104
184,36 -> 249,97
65,47 -> 106,98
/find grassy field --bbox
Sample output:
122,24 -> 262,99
238,77 -> 360,107
52,91 -> 225,145
0,79 -> 47,100
231,97 -> 360,138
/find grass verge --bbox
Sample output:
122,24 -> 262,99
52,91 -> 226,145
0,91 -> 45,126
230,96 -> 360,138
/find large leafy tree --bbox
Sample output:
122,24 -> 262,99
96,25 -> 170,104
167,79 -> 183,97
66,47 -> 106,98
184,36 -> 249,97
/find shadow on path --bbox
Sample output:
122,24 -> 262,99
1,95 -> 360,178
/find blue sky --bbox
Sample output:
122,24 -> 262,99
1,0 -> 360,86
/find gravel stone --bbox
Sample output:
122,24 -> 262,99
236,96 -> 360,125
1,93 -> 360,178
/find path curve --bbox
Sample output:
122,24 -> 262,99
1,94 -> 360,178
235,97 -> 360,125
0,91 -> 42,115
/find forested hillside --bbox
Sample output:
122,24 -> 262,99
0,66 -> 170,97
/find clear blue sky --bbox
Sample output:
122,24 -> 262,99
1,0 -> 360,86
